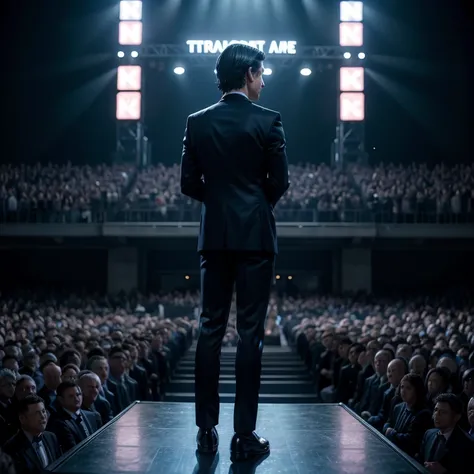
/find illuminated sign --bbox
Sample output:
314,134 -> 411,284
186,40 -> 297,55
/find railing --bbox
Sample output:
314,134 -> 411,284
1,204 -> 474,224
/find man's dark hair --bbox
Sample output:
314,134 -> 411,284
109,346 -> 126,359
349,343 -> 365,355
17,394 -> 44,415
57,380 -> 80,398
434,393 -> 463,414
215,43 -> 265,94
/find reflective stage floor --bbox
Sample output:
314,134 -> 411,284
46,402 -> 428,474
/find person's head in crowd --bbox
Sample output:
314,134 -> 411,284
2,355 -> 19,373
387,358 -> 408,389
462,368 -> 474,398
399,373 -> 426,410
396,344 -> 413,361
138,340 -> 149,359
449,335 -> 461,354
78,373 -> 101,409
74,340 -> 86,355
35,338 -> 48,353
15,375 -> 36,400
42,362 -> 62,391
61,363 -> 80,382
321,331 -> 334,350
374,349 -> 392,377
4,343 -> 21,361
348,343 -> 365,367
17,394 -> 48,436
409,354 -> 427,377
59,349 -> 82,369
108,346 -> 127,378
337,337 -> 352,360
87,347 -> 105,359
437,356 -> 458,375
468,397 -> 474,432
22,349 -> 39,372
57,381 -> 82,413
432,393 -> 463,433
365,340 -> 380,364
39,352 -> 57,368
88,356 -> 109,385
425,367 -> 450,399
0,368 -> 16,400
406,334 -> 420,347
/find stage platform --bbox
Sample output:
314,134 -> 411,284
46,402 -> 429,474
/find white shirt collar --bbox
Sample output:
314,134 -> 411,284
224,91 -> 248,99
440,427 -> 455,441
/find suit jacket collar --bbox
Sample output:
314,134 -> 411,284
220,93 -> 250,103
17,430 -> 53,472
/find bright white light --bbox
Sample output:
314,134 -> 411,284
343,52 -> 351,59
340,2 -> 364,22
300,68 -> 312,76
117,51 -> 125,58
358,52 -> 366,59
340,67 -> 364,92
119,21 -> 143,46
213,69 -> 217,75
131,50 -> 139,58
120,1 -> 143,21
117,65 -> 142,91
174,67 -> 185,75
263,68 -> 272,76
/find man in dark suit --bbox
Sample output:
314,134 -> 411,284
3,395 -> 61,474
78,372 -> 113,426
336,343 -> 364,404
180,43 -> 289,460
418,393 -> 474,474
47,381 -> 101,453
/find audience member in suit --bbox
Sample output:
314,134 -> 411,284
384,373 -> 432,457
317,332 -> 337,395
0,449 -> 15,474
37,362 -> 62,414
107,347 -> 134,412
320,337 -> 352,403
425,368 -> 451,411
3,395 -> 61,474
437,356 -> 461,395
418,393 -> 474,474
409,354 -> 427,379
0,369 -> 18,446
47,381 -> 101,453
466,396 -> 474,438
458,368 -> 474,432
78,372 -> 113,426
18,350 -> 43,390
359,349 -> 392,418
349,340 -> 379,410
336,343 -> 364,404
14,375 -> 37,401
368,357 -> 407,431
88,356 -> 118,415
125,343 -> 149,401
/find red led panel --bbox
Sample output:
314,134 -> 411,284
116,92 -> 141,120
339,22 -> 363,47
119,21 -> 143,45
340,67 -> 364,92
340,92 -> 365,121
117,66 -> 142,91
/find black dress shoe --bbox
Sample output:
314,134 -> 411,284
230,431 -> 270,461
197,427 -> 219,454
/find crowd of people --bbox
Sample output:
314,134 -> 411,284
2,162 -> 474,223
0,291 -> 193,473
283,294 -> 474,473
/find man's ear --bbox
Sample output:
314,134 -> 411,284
246,67 -> 255,83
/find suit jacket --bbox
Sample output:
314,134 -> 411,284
47,407 -> 101,453
130,364 -> 149,401
180,93 -> 289,254
418,426 -> 474,474
336,363 -> 361,405
368,386 -> 401,431
359,373 -> 389,415
3,430 -> 61,474
101,384 -> 118,415
82,395 -> 113,426
37,387 -> 57,414
0,399 -> 18,446
351,363 -> 375,409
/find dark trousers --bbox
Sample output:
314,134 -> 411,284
195,250 -> 274,434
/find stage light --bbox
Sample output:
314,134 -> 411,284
276,275 -> 281,280
117,65 -> 142,91
288,275 -> 293,280
343,52 -> 351,59
340,92 -> 365,121
300,68 -> 312,76
339,22 -> 364,47
185,275 -> 190,280
116,92 -> 141,120
214,69 -> 217,75
131,50 -> 139,58
340,67 -> 364,92
340,2 -> 364,22
119,21 -> 143,45
174,67 -> 185,75
263,68 -> 273,76
358,52 -> 366,59
117,51 -> 125,58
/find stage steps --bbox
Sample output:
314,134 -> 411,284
165,346 -> 318,403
